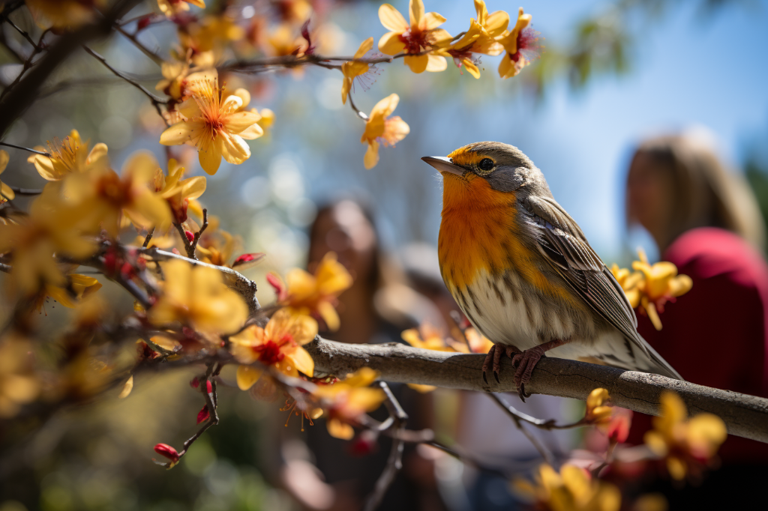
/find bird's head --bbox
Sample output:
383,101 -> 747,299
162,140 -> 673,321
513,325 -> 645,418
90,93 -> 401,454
422,141 -> 541,196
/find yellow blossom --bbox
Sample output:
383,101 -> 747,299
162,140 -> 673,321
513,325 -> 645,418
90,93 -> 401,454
26,0 -> 102,29
313,368 -> 385,439
266,23 -> 306,57
0,334 -> 42,418
231,308 -> 317,390
152,157 -> 206,223
0,150 -> 14,203
643,391 -> 727,481
585,388 -> 613,425
62,151 -> 172,236
498,8 -> 539,79
402,324 -> 453,352
440,1 -> 508,78
378,0 -> 452,73
513,464 -> 621,511
0,187 -> 97,295
179,14 -> 245,56
195,217 -> 239,267
148,259 -> 248,335
33,273 -> 102,313
610,263 -> 643,308
158,0 -> 205,17
159,73 -> 263,175
341,38 -> 374,104
631,249 -> 693,330
360,94 -> 410,169
28,130 -> 109,181
283,252 -> 353,331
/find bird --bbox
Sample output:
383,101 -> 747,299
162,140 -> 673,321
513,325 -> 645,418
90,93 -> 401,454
422,141 -> 682,398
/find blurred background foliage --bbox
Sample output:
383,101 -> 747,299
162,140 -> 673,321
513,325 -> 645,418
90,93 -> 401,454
0,0 -> 766,509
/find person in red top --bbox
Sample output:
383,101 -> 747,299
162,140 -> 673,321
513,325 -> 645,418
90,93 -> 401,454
624,130 -> 768,506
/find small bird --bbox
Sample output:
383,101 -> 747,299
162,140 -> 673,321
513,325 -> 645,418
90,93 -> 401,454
422,142 -> 681,397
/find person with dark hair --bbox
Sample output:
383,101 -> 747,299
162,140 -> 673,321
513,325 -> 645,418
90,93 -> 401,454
280,198 -> 445,511
624,130 -> 768,507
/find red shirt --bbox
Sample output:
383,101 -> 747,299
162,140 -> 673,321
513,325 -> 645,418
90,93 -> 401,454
627,228 -> 768,464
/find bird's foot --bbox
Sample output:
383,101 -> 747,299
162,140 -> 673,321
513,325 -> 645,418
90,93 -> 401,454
510,347 -> 545,401
482,345 -> 522,384
510,338 -> 568,401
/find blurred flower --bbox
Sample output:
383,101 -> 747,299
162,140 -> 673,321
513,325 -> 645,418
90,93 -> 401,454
313,368 -> 385,439
62,151 -> 172,236
148,259 -> 248,335
632,249 -> 693,331
26,0 -> 102,29
360,94 -> 410,169
152,157 -> 206,223
0,187 -> 97,295
257,108 -> 275,132
513,464 -> 621,511
158,0 -> 204,17
610,263 -> 643,308
193,216 -> 241,267
282,252 -> 353,331
231,308 -> 317,389
402,323 -> 453,351
178,14 -> 245,56
584,388 -> 613,425
28,129 -> 109,181
272,0 -> 312,25
442,1 -> 508,78
498,7 -> 541,79
159,73 -> 263,175
267,23 -> 306,57
643,391 -> 727,480
606,408 -> 632,444
378,0 -> 451,73
0,334 -> 41,418
33,273 -> 102,313
341,37 -> 374,104
0,150 -> 14,203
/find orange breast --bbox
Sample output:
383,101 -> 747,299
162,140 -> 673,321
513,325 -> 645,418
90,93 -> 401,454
438,173 -> 574,303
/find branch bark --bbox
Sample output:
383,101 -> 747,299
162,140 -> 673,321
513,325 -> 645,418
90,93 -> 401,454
304,338 -> 768,445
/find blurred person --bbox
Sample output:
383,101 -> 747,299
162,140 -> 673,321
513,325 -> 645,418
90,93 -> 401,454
278,198 -> 445,511
624,130 -> 768,507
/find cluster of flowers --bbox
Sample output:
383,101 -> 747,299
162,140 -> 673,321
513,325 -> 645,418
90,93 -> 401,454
513,389 -> 726,511
611,249 -> 693,330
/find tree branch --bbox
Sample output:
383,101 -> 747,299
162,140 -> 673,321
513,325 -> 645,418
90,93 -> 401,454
304,338 -> 768,444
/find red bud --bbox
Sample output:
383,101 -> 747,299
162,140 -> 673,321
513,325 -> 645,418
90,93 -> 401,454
197,405 -> 210,424
190,377 -> 200,388
348,430 -> 378,456
137,14 -> 153,31
154,443 -> 180,462
267,272 -> 287,301
232,252 -> 266,268
184,230 -> 195,243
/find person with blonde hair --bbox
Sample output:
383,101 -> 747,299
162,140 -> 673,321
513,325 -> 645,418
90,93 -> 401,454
625,129 -> 768,507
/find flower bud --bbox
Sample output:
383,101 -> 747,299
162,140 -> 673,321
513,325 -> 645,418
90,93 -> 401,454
154,443 -> 180,463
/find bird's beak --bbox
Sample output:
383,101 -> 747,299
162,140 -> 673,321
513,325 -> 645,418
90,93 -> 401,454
421,156 -> 464,177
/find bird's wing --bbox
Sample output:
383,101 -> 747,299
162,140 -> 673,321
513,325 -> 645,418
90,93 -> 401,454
521,195 -> 651,358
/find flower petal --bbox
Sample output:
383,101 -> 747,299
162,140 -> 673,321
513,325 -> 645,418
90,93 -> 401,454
485,11 -> 510,37
198,139 -> 222,175
364,140 -> 380,170
378,31 -> 406,55
223,111 -> 261,134
291,346 -> 315,377
0,150 -> 8,173
378,4 -> 408,32
160,121 -> 203,146
425,54 -> 447,72
404,54 -> 429,73
237,365 -> 263,390
422,12 -> 446,31
409,0 -> 424,27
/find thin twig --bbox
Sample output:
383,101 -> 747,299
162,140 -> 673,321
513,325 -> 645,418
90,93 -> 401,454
177,363 -> 221,459
115,24 -> 164,65
142,227 -> 155,248
488,392 -> 555,466
0,28 -> 49,101
173,221 -> 193,257
82,45 -> 169,125
347,93 -> 369,121
188,208 -> 208,259
5,17 -> 41,50
7,186 -> 42,196
0,141 -> 51,156
363,382 -> 407,511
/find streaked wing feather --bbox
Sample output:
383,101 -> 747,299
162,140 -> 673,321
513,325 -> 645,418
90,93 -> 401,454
522,195 -> 649,359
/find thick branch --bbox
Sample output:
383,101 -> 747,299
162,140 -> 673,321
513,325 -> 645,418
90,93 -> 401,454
305,338 -> 768,444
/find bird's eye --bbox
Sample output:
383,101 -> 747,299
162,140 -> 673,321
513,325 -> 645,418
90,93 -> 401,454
478,158 -> 495,171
